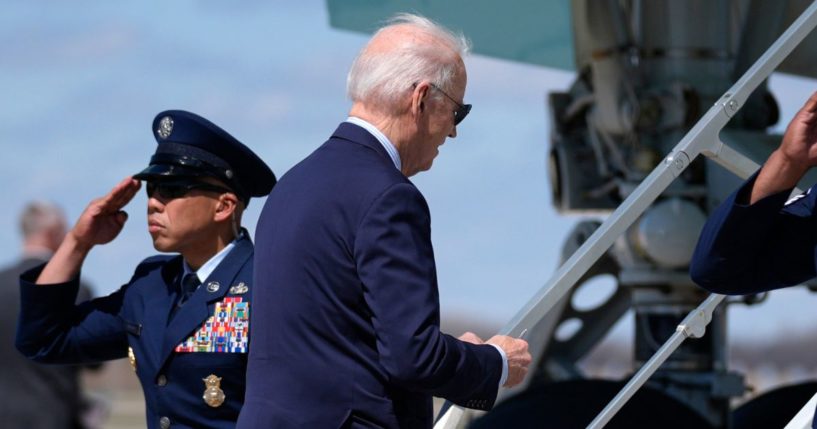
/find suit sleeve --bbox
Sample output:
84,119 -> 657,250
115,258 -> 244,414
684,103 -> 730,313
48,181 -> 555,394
16,263 -> 128,364
690,172 -> 817,295
354,182 -> 503,409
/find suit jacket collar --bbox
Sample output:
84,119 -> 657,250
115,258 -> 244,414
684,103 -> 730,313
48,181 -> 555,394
331,122 -> 393,167
159,233 -> 254,365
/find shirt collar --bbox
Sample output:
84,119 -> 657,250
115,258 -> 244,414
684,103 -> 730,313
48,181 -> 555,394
346,116 -> 402,171
183,240 -> 237,283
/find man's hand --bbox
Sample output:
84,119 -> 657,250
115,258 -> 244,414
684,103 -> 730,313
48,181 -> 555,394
37,177 -> 140,284
779,91 -> 817,171
486,335 -> 531,388
69,177 -> 141,250
752,92 -> 817,204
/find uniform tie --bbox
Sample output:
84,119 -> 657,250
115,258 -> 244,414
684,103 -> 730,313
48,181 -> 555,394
179,273 -> 201,307
169,273 -> 200,322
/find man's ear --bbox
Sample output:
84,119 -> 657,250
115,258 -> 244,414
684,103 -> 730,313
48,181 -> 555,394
214,193 -> 239,222
411,81 -> 430,119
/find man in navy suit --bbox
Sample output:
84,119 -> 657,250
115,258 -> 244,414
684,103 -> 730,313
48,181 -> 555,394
690,92 -> 817,428
16,110 -> 276,429
239,14 -> 531,429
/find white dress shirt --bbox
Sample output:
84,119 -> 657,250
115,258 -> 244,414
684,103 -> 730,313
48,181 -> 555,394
182,240 -> 237,284
346,116 -> 402,171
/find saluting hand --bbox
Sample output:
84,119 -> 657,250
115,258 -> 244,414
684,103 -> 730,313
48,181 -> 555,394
69,177 -> 141,250
780,91 -> 817,171
37,177 -> 141,285
486,335 -> 532,388
752,92 -> 817,204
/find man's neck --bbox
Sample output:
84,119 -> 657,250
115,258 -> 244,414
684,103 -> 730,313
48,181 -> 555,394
349,103 -> 413,173
183,237 -> 238,282
350,104 -> 403,142
182,230 -> 238,270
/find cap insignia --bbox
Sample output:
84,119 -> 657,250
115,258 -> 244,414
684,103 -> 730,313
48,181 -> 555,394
157,116 -> 174,139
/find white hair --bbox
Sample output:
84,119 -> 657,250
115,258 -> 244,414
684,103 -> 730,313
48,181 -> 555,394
20,200 -> 65,239
346,13 -> 471,113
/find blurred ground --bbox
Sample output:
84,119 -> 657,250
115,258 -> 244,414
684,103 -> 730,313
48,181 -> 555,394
82,359 -> 145,429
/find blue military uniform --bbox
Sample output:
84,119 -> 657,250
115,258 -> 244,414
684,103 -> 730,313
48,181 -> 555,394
690,171 -> 817,428
691,172 -> 817,294
16,110 -> 275,429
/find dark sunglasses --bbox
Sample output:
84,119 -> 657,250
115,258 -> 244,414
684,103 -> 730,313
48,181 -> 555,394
414,82 -> 472,126
145,180 -> 232,200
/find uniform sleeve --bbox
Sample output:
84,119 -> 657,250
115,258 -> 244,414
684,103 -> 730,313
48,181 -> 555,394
353,183 -> 502,409
690,172 -> 817,295
16,263 -> 129,364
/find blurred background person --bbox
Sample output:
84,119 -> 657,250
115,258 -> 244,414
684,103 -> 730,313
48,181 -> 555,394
0,201 -> 102,429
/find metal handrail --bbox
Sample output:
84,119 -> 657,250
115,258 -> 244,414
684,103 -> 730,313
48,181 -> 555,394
784,392 -> 817,429
587,295 -> 725,428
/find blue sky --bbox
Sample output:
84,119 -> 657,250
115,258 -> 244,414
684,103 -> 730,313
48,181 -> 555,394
2,1 -> 815,345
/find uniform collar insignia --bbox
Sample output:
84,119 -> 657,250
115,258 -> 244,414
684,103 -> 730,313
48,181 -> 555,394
229,282 -> 248,294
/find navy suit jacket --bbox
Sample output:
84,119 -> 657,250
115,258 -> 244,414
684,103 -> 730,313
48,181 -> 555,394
690,172 -> 817,295
238,123 -> 502,429
16,234 -> 255,429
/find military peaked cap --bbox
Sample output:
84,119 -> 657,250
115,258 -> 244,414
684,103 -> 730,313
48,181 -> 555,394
133,110 -> 275,203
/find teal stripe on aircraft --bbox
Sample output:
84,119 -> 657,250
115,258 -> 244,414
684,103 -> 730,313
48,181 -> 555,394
325,0 -> 576,71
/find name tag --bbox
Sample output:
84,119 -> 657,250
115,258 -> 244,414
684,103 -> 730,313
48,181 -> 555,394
125,322 -> 142,337
175,297 -> 249,353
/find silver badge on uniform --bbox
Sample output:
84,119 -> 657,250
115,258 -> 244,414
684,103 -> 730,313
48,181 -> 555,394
157,116 -> 174,139
229,282 -> 248,294
206,281 -> 220,293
